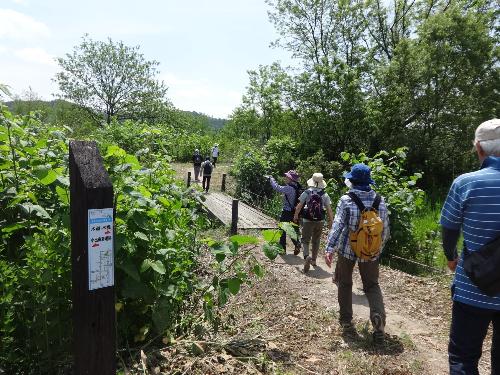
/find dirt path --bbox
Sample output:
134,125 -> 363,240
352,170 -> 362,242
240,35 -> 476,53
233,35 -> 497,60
156,163 -> 493,374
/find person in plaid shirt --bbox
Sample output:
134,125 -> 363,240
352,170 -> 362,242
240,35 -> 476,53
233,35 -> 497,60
324,163 -> 390,345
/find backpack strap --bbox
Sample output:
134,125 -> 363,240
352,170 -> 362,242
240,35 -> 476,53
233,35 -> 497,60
372,194 -> 381,210
348,192 -> 366,212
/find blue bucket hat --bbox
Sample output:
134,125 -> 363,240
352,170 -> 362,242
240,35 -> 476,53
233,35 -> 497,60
343,163 -> 375,185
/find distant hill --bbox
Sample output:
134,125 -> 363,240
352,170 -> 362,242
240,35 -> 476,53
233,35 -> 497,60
181,111 -> 227,130
2,100 -> 228,130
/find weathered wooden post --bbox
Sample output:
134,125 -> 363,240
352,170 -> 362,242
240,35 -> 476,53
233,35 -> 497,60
187,171 -> 191,187
231,199 -> 239,234
69,141 -> 115,375
221,173 -> 226,192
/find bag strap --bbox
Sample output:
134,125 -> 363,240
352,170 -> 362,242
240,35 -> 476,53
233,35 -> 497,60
372,194 -> 381,210
348,192 -> 366,212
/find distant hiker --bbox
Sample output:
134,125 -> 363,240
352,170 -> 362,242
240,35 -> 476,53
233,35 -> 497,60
324,163 -> 389,346
192,149 -> 203,182
211,144 -> 219,167
268,170 -> 301,254
440,119 -> 500,374
201,157 -> 213,193
293,173 -> 333,273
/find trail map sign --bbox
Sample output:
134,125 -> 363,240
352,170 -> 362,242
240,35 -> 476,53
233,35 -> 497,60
88,208 -> 114,290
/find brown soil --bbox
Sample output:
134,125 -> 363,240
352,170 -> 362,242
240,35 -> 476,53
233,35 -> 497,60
130,164 -> 494,374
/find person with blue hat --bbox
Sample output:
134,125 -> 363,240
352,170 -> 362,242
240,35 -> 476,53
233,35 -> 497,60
324,163 -> 390,346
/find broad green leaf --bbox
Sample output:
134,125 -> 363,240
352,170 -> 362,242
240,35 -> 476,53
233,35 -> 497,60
150,260 -> 166,275
117,261 -> 140,281
263,243 -> 283,260
262,229 -> 281,243
106,145 -> 126,158
227,278 -> 241,295
279,221 -> 298,241
230,234 -> 259,246
56,186 -> 69,204
1,222 -> 25,234
134,231 -> 149,241
252,263 -> 265,278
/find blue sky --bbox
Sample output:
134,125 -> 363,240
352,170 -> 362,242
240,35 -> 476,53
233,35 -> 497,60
0,0 -> 293,118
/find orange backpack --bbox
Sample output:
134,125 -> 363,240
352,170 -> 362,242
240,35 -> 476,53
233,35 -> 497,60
348,192 -> 384,260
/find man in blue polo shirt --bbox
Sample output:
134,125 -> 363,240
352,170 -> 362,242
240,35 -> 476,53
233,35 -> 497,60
440,118 -> 500,374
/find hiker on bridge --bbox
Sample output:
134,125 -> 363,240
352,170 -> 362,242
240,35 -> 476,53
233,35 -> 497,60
440,118 -> 500,374
267,170 -> 301,254
324,163 -> 390,346
200,156 -> 213,193
293,173 -> 333,273
211,144 -> 219,167
192,149 -> 203,182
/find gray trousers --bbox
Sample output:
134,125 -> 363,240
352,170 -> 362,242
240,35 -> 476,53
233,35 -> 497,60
337,254 -> 386,331
301,220 -> 323,260
194,165 -> 201,180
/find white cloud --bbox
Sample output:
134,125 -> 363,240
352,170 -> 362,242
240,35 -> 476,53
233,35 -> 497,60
161,73 -> 241,119
12,0 -> 29,5
14,47 -> 57,66
0,9 -> 50,40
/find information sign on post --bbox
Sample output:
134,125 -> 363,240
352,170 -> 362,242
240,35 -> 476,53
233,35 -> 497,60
88,208 -> 114,290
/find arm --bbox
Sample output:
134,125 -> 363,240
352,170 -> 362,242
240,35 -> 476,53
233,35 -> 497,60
269,177 -> 288,193
442,227 -> 460,271
326,205 -> 334,229
324,198 -> 348,267
440,180 -> 464,271
294,201 -> 305,222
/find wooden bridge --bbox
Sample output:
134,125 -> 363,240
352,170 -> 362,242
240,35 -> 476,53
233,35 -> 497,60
186,171 -> 278,231
202,191 -> 277,230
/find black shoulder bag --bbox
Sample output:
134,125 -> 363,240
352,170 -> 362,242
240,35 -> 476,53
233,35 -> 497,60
463,236 -> 500,296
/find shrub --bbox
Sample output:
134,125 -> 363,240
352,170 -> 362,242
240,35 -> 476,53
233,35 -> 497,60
340,148 -> 425,262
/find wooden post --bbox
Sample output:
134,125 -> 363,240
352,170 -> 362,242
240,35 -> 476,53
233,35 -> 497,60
221,173 -> 226,192
187,171 -> 191,187
231,199 -> 239,234
69,141 -> 115,375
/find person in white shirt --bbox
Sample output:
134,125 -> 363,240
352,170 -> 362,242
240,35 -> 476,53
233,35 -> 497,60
211,144 -> 219,167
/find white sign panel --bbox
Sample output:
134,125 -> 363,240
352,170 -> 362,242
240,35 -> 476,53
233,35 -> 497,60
88,208 -> 114,291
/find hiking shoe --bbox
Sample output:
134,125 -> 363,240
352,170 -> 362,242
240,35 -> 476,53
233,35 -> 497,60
303,256 -> 312,273
311,259 -> 317,267
340,321 -> 356,334
293,244 -> 301,256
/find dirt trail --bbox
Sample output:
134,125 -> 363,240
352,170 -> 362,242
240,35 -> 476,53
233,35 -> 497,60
161,163 -> 493,374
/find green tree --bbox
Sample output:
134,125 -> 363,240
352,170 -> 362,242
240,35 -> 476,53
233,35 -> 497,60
55,35 -> 168,125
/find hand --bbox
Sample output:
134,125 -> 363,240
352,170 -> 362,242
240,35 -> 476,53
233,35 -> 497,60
448,258 -> 458,272
327,221 -> 333,230
293,215 -> 299,223
325,252 -> 333,268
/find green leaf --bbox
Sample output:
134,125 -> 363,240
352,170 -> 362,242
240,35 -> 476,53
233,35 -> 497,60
1,222 -> 25,234
150,260 -> 166,275
252,263 -> 265,278
56,186 -> 69,204
230,234 -> 259,246
105,145 -> 126,158
152,297 -> 170,333
20,203 -> 51,219
134,231 -> 149,241
262,243 -> 283,260
261,229 -> 281,243
227,278 -> 241,295
117,261 -> 140,282
279,222 -> 298,241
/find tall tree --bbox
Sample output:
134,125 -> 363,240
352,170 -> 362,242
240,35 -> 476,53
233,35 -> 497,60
55,35 -> 168,125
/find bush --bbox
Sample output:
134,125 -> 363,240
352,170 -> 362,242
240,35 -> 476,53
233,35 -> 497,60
264,135 -> 297,174
340,148 -> 425,263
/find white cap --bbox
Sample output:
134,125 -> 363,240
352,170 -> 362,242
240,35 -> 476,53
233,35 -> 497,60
475,119 -> 500,142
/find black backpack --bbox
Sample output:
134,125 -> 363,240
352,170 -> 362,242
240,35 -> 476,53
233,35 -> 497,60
194,154 -> 202,164
302,189 -> 325,221
203,161 -> 213,175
